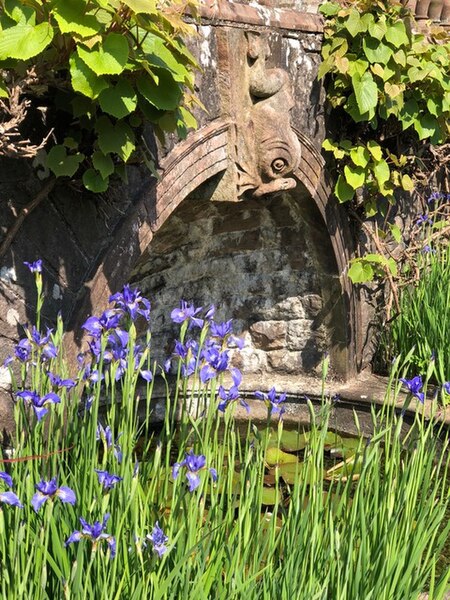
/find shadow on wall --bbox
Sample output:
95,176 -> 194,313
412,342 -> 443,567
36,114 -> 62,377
0,150 -> 153,360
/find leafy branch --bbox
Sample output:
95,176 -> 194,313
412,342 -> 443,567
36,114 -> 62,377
0,0 -> 200,193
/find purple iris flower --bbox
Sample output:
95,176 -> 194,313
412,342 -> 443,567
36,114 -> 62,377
14,338 -> 32,362
47,372 -> 77,390
0,472 -> 13,488
217,368 -> 249,413
24,259 -> 42,273
171,300 -> 204,328
205,305 -> 216,320
82,310 -> 122,338
399,375 -> 425,403
140,370 -> 153,382
147,522 -> 169,558
32,477 -> 76,512
200,346 -> 229,383
443,382 -> 450,394
0,491 -> 23,508
210,320 -> 233,339
172,450 -> 217,492
94,469 -> 123,491
29,327 -> 58,360
96,423 -> 122,463
255,387 -> 287,416
65,514 -> 116,558
109,284 -> 151,322
416,214 -> 433,226
181,358 -> 197,378
15,390 -> 60,422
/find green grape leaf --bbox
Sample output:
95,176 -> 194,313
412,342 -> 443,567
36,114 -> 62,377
92,151 -> 114,178
366,140 -> 383,161
96,116 -> 135,161
373,159 -> 390,186
140,32 -> 191,83
335,174 -> 355,202
350,145 -> 370,168
82,168 -> 109,192
344,165 -> 366,189
4,0 -> 36,24
120,0 -> 156,13
352,71 -> 378,115
98,79 -> 137,118
389,223 -> 402,243
70,52 -> 108,99
345,9 -> 363,37
368,17 -> 387,40
77,33 -> 129,75
414,114 -> 439,140
136,70 -> 182,110
363,37 -> 393,64
401,174 -> 414,191
385,21 -> 409,48
52,0 -> 101,38
46,145 -> 84,177
319,1 -> 340,16
348,261 -> 374,284
0,22 -> 53,60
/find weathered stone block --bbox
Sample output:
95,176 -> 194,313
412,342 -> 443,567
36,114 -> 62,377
286,319 -> 312,351
267,349 -> 302,374
263,296 -> 305,320
249,320 -> 286,350
303,294 -> 323,317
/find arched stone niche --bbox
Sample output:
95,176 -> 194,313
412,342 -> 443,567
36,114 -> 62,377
67,119 -> 359,379
130,175 -> 351,378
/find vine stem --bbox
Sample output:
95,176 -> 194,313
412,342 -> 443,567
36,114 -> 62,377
0,177 -> 56,259
350,209 -> 400,320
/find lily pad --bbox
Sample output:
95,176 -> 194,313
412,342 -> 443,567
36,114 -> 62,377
261,486 -> 278,505
265,447 -> 298,466
279,430 -> 309,452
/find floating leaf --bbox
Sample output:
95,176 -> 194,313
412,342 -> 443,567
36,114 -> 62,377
46,145 -> 84,177
261,486 -> 278,505
275,430 -> 308,452
325,454 -> 363,482
78,33 -> 129,76
0,22 -> 53,60
328,436 -> 362,459
265,447 -> 298,466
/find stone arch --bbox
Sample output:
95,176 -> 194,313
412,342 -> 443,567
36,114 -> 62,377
67,120 -> 360,376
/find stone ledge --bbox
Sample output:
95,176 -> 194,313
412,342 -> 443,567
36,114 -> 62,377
193,1 -> 324,33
